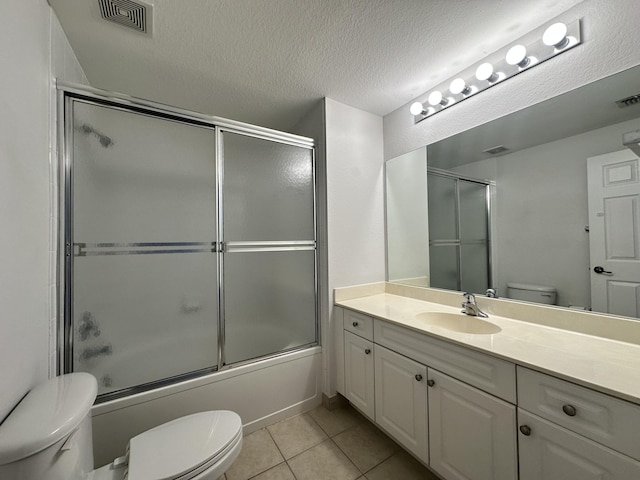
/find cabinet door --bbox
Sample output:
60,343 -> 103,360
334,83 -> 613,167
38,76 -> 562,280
519,409 -> 640,480
374,344 -> 428,463
344,331 -> 375,419
428,369 -> 517,480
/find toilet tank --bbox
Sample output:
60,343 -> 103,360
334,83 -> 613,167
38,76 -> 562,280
506,282 -> 557,305
0,373 -> 97,480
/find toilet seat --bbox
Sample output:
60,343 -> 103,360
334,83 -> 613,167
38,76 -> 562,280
125,411 -> 242,480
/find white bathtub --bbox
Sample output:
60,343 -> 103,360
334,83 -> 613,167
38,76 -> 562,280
90,345 -> 322,467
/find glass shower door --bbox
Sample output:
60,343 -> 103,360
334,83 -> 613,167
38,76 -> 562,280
427,171 -> 491,293
221,132 -> 316,365
69,99 -> 219,395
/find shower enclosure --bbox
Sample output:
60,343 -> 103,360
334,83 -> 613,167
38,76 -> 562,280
427,169 -> 492,294
59,86 -> 318,401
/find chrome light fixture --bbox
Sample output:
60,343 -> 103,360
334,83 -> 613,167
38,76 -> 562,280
410,18 -> 582,123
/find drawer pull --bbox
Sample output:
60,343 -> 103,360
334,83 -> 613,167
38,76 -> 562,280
562,404 -> 577,416
519,425 -> 532,436
352,321 -> 359,327
364,348 -> 371,355
415,374 -> 423,382
427,379 -> 435,387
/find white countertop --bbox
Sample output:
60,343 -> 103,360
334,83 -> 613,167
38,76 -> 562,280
336,293 -> 640,405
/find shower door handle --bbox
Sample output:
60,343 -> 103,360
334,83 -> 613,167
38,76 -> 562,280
593,266 -> 613,276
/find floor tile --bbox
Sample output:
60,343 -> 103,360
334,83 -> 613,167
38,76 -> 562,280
333,421 -> 399,472
225,429 -> 284,480
308,404 -> 364,437
249,462 -> 295,480
365,450 -> 438,480
288,439 -> 361,480
267,413 -> 328,459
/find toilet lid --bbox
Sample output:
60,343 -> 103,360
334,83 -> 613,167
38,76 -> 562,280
127,411 -> 242,480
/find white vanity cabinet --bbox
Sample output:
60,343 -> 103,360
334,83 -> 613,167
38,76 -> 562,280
517,366 -> 640,479
374,344 -> 428,463
428,369 -> 517,480
343,330 -> 375,420
338,308 -> 518,480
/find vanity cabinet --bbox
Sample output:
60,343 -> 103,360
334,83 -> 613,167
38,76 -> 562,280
428,369 -> 517,480
518,409 -> 640,480
340,309 -> 518,479
374,344 -> 428,463
517,367 -> 640,479
337,305 -> 640,480
343,330 -> 375,419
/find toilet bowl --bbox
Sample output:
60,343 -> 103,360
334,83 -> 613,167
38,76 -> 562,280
0,373 -> 242,480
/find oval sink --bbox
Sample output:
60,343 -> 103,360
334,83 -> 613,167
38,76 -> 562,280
415,312 -> 501,335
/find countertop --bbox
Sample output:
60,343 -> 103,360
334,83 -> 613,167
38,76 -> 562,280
336,293 -> 640,405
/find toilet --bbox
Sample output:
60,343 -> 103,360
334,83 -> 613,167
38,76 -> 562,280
0,373 -> 242,480
506,282 -> 557,305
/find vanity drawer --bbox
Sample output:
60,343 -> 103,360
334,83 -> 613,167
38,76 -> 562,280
344,309 -> 374,341
374,319 -> 516,403
517,367 -> 640,460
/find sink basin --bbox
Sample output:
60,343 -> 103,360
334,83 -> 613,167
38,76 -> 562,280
415,312 -> 501,335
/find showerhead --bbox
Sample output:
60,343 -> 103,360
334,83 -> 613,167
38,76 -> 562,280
78,123 -> 114,149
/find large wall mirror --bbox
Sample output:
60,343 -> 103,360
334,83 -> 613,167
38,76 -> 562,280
386,64 -> 640,318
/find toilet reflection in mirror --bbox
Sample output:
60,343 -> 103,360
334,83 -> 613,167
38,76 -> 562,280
386,64 -> 640,318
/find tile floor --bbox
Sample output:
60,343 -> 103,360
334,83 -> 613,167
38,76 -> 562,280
218,403 -> 439,480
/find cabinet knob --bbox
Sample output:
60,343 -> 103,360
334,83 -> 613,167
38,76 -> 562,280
364,348 -> 371,355
352,321 -> 359,327
562,404 -> 577,417
427,379 -> 435,387
415,374 -> 423,382
519,425 -> 532,436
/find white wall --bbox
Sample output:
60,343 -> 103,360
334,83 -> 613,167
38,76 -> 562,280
384,0 -> 640,161
386,147 -> 430,285
453,117 -> 640,308
0,0 -> 87,422
325,99 -> 385,396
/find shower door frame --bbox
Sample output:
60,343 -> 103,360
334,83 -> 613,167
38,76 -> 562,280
57,83 -> 319,401
427,167 -> 493,292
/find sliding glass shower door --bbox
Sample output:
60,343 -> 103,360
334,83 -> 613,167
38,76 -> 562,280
427,170 -> 491,293
221,132 -> 317,364
69,99 -> 219,394
63,90 -> 317,398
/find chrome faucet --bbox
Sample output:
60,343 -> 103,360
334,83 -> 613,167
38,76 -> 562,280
81,343 -> 112,361
461,292 -> 489,318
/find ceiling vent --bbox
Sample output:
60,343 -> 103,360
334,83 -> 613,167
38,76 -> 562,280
616,93 -> 640,109
98,0 -> 152,34
482,145 -> 510,156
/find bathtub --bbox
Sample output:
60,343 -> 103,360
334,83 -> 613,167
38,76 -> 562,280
90,345 -> 322,467
85,323 -> 314,396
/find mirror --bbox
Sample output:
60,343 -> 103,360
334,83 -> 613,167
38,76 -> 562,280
386,64 -> 640,317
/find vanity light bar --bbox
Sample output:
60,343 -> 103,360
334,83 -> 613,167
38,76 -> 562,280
410,19 -> 582,123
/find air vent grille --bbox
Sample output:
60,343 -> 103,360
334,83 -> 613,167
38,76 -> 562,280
98,0 -> 150,34
616,93 -> 640,109
482,145 -> 509,155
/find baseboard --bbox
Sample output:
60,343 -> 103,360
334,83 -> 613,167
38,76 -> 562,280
242,394 -> 323,434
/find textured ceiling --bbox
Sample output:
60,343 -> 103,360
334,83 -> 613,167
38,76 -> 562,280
48,0 -> 584,131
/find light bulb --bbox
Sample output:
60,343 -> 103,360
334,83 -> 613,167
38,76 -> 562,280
409,102 -> 426,116
450,78 -> 470,95
543,22 -> 569,48
475,63 -> 497,82
506,45 -> 529,67
428,90 -> 447,106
